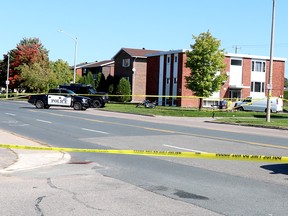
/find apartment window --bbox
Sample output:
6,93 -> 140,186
167,56 -> 170,63
231,59 -> 242,66
174,56 -> 178,63
252,60 -> 266,72
122,59 -> 130,67
251,81 -> 265,92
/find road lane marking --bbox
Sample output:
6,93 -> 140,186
30,110 -> 288,150
36,119 -> 52,124
163,144 -> 206,153
81,128 -> 109,134
5,113 -> 15,116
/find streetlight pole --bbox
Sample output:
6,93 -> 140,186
6,54 -> 10,99
266,0 -> 275,122
58,30 -> 78,83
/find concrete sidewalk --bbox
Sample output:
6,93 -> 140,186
0,130 -> 70,172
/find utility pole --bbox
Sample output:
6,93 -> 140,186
58,30 -> 78,83
6,54 -> 10,99
233,45 -> 241,54
266,0 -> 275,122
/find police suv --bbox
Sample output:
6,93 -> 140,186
28,88 -> 91,110
59,84 -> 109,108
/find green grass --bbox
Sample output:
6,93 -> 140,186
216,116 -> 288,129
102,102 -> 288,129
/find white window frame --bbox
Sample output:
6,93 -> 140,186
251,81 -> 265,93
231,59 -> 242,66
252,60 -> 266,72
122,58 -> 130,67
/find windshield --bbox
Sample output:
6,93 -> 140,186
88,87 -> 97,94
65,89 -> 76,95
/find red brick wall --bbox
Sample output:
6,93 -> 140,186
133,59 -> 148,102
242,58 -> 251,98
266,60 -> 285,97
179,53 -> 199,107
114,50 -> 149,102
146,56 -> 160,96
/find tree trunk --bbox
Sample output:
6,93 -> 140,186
198,98 -> 203,111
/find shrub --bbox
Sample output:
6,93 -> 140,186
116,77 -> 131,102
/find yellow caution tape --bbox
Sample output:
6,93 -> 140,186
1,144 -> 288,163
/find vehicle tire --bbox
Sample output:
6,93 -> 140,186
237,107 -> 244,111
35,100 -> 44,109
73,102 -> 82,110
92,99 -> 102,108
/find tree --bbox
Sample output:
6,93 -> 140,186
116,77 -> 131,102
8,38 -> 50,91
50,59 -> 73,85
285,77 -> 288,88
79,75 -> 86,84
95,72 -> 106,92
106,74 -> 115,94
18,62 -> 56,93
185,31 -> 227,110
86,71 -> 95,87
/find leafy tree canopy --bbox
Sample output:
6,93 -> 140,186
50,59 -> 73,85
116,77 -> 131,102
285,77 -> 288,88
7,37 -> 50,91
185,31 -> 227,109
18,62 -> 56,93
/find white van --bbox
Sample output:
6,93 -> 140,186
234,96 -> 283,112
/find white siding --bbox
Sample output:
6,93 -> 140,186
158,55 -> 164,105
165,55 -> 171,106
229,59 -> 243,86
172,54 -> 178,106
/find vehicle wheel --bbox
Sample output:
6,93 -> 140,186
35,100 -> 44,109
237,107 -> 244,111
92,99 -> 101,108
265,108 -> 272,113
73,102 -> 82,110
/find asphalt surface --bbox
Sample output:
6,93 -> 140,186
1,112 -> 287,172
0,114 -> 214,172
1,111 -> 288,215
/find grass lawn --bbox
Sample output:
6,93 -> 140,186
102,102 -> 288,129
102,91 -> 288,129
215,115 -> 288,129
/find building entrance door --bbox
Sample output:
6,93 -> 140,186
229,89 -> 241,99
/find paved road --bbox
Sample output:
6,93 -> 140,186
1,100 -> 288,216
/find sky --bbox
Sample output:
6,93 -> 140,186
1,0 -> 288,77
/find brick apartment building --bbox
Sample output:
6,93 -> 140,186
75,60 -> 115,80
113,48 -> 161,102
146,49 -> 286,107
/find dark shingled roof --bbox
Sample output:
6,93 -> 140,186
113,48 -> 162,59
76,60 -> 114,68
122,48 -> 161,57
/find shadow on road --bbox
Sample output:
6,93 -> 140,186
261,164 -> 288,175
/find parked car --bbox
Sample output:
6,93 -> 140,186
28,88 -> 91,110
59,84 -> 109,108
234,96 -> 283,112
